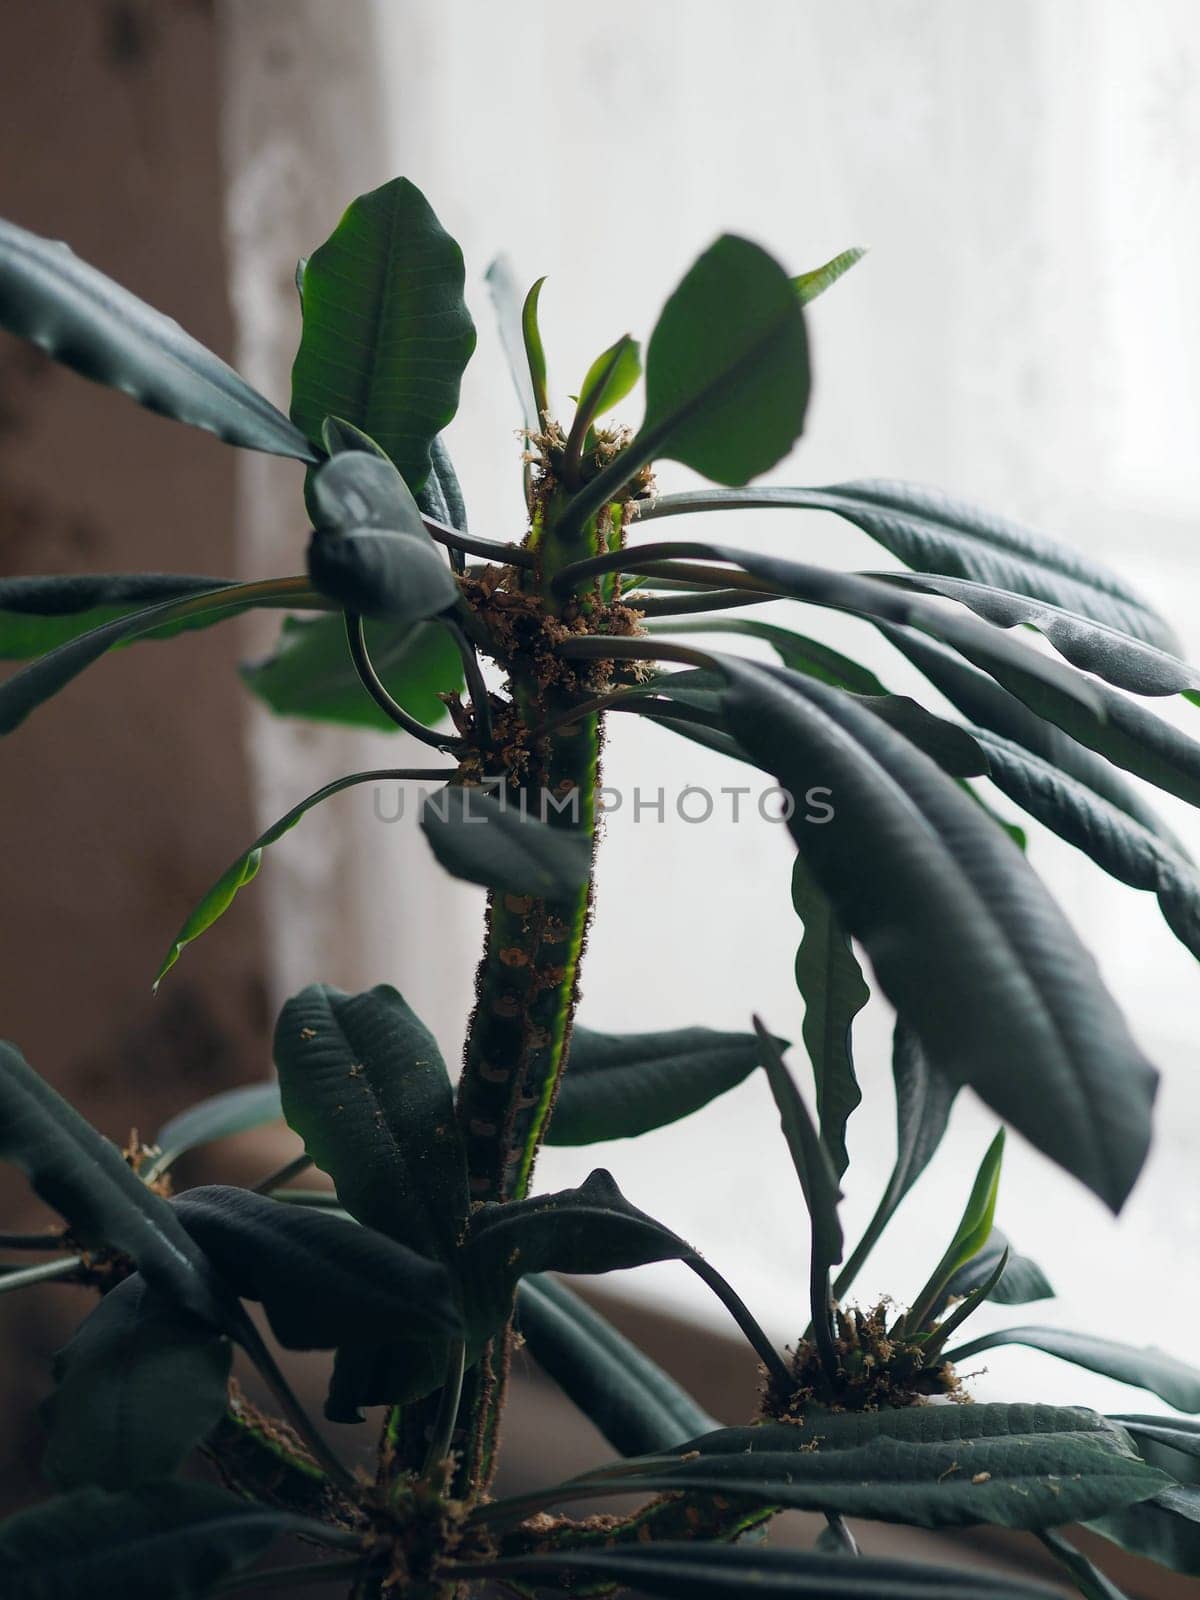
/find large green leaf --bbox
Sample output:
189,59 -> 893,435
943,1327 -> 1200,1411
794,247 -> 867,304
147,1082 -> 283,1181
41,1276 -> 230,1490
493,1406 -> 1167,1533
0,1482 -> 334,1599
421,784 -> 593,895
791,860 -> 869,1176
171,1184 -> 458,1349
0,1041 -> 225,1323
241,613 -> 462,731
971,726 -> 1200,959
304,449 -> 460,621
0,218 -> 315,462
273,983 -> 467,1259
1090,1486 -> 1200,1578
461,1542 -> 1061,1600
289,177 -> 476,492
636,482 -> 1176,650
718,658 -> 1158,1212
937,1227 -> 1054,1311
0,575 -> 231,659
154,768 -> 448,988
544,1024 -> 768,1145
0,577 -> 321,736
516,1273 -> 717,1456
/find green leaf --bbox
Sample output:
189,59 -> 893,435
637,234 -> 809,485
522,275 -> 550,422
273,983 -> 467,1260
0,577 -> 320,737
938,1227 -> 1053,1311
793,247 -> 867,304
485,255 -> 540,432
544,1025 -> 769,1145
1040,1528 -> 1135,1600
516,1273 -> 717,1456
1111,1414 -> 1200,1469
719,657 -> 1157,1213
421,784 -> 593,895
943,1327 -> 1200,1412
907,1129 -> 1004,1330
0,575 -> 231,659
463,1542 -> 1063,1600
147,1082 -> 284,1180
289,176 -> 476,491
41,1275 -> 231,1490
304,450 -> 460,622
652,616 -> 888,696
497,1406 -> 1168,1534
171,1184 -> 459,1349
418,435 -> 468,532
577,333 -> 642,421
154,768 -> 444,988
0,1482 -> 332,1599
0,1041 -> 225,1324
0,218 -> 316,462
636,482 -> 1176,650
753,1021 -> 844,1279
1090,1486 -> 1200,1579
791,860 -> 869,1176
241,613 -> 462,731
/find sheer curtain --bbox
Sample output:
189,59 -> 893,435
222,0 -> 1200,1409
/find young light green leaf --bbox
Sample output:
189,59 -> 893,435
791,860 -> 869,1177
289,176 -> 476,491
517,1273 -> 717,1457
544,1025 -> 770,1145
42,1276 -> 231,1490
273,982 -> 467,1260
793,247 -> 867,304
421,784 -> 593,896
241,613 -> 462,732
154,768 -> 450,988
577,333 -> 642,422
0,218 -> 316,462
147,1083 -> 284,1181
0,1042 -> 226,1324
906,1129 -> 1005,1331
943,1327 -> 1200,1412
171,1185 -> 459,1349
522,275 -> 550,423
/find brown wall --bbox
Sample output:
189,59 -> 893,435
0,0 -> 270,1504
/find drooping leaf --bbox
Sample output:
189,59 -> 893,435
544,1025 -> 769,1145
273,983 -> 467,1260
937,1227 -> 1054,1311
0,1482 -> 332,1600
41,1276 -> 231,1490
154,768 -> 446,988
0,578 -> 317,736
304,450 -> 460,622
462,1541 -> 1062,1600
0,574 -> 230,659
146,1082 -> 284,1181
636,235 -> 809,486
635,482 -> 1176,650
652,616 -> 888,696
289,177 -> 476,492
794,247 -> 867,304
1090,1486 -> 1200,1579
1111,1414 -> 1200,1469
887,1024 -> 960,1211
324,1336 -> 448,1423
516,1273 -> 717,1456
791,859 -> 869,1176
493,1406 -> 1167,1534
943,1327 -> 1200,1412
421,784 -> 593,896
1039,1528 -> 1136,1600
718,657 -> 1157,1212
753,1022 -> 844,1282
418,435 -> 468,532
905,1129 -> 1004,1329
171,1184 -> 459,1349
0,218 -> 316,462
971,726 -> 1200,959
241,613 -> 462,731
0,1041 -> 225,1323
485,255 -> 540,432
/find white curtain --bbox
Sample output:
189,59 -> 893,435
221,0 -> 1200,1410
